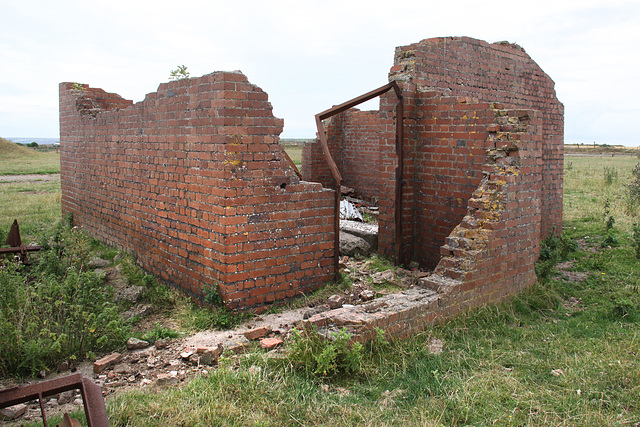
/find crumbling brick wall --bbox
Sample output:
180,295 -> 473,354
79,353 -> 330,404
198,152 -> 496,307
393,36 -> 562,240
303,36 -> 562,273
306,106 -> 542,340
425,108 -> 542,308
59,71 -> 335,310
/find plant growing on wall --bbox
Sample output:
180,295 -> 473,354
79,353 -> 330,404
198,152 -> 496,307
169,65 -> 190,80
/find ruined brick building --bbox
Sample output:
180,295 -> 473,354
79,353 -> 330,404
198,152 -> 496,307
59,36 -> 563,334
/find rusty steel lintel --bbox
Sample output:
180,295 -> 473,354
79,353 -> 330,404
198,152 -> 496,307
0,373 -> 109,427
315,81 -> 404,276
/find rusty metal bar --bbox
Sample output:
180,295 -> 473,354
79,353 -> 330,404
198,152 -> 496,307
316,82 -> 400,121
0,246 -> 42,255
282,150 -> 303,180
315,81 -> 404,276
0,373 -> 109,427
315,115 -> 342,278
394,94 -> 405,264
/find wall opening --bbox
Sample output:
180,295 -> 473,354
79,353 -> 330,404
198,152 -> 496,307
306,82 -> 404,274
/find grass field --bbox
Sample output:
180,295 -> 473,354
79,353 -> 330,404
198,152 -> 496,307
0,137 -> 60,175
564,155 -> 640,228
2,146 -> 640,426
282,140 -> 303,166
0,180 -> 61,241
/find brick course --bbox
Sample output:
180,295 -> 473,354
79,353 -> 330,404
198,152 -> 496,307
59,71 -> 335,310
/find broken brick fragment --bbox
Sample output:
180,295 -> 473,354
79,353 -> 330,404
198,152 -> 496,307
93,352 -> 122,374
260,337 -> 283,349
243,327 -> 271,340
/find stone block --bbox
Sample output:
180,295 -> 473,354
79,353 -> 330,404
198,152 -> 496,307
156,373 -> 178,386
126,337 -> 150,350
0,404 -> 27,421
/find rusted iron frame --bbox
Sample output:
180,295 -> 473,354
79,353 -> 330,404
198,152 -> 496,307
0,245 -> 43,260
0,373 -> 109,427
1,219 -> 42,263
315,82 -> 404,277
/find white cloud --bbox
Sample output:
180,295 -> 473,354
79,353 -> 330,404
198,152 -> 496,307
0,0 -> 638,144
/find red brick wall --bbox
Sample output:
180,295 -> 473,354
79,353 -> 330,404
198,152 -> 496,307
301,109 -> 385,204
301,140 -> 333,190
429,108 -> 543,307
391,36 -> 563,239
409,94 -> 495,267
59,71 -> 335,310
303,36 -> 562,273
326,110 -> 383,202
306,107 -> 542,341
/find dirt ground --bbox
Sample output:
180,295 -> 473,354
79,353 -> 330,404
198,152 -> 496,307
0,174 -> 60,184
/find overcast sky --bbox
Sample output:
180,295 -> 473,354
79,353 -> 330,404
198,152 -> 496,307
1,0 -> 638,145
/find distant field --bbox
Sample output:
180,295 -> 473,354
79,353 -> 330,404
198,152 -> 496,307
0,180 -> 61,241
564,155 -> 638,230
284,145 -> 303,165
565,143 -> 639,156
0,137 -> 60,175
282,139 -> 310,166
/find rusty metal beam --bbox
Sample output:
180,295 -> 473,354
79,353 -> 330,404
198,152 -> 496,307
0,246 -> 42,255
315,81 -> 404,277
0,373 -> 109,427
394,95 -> 405,264
316,82 -> 400,121
282,150 -> 302,180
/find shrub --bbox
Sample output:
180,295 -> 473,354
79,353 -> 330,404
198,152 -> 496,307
287,327 -> 364,377
0,220 -> 129,377
624,163 -> 640,213
633,223 -> 640,259
603,166 -> 617,186
203,283 -> 224,307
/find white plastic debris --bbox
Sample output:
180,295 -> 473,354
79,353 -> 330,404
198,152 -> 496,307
339,200 -> 363,221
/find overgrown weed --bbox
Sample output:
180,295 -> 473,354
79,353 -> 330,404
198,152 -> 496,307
286,326 -> 364,378
535,231 -> 577,281
175,295 -> 252,331
0,218 -> 129,377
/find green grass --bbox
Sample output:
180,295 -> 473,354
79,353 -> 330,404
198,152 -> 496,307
105,155 -> 640,426
0,137 -> 60,175
564,155 -> 639,229
284,144 -> 303,166
0,180 -> 61,242
4,148 -> 640,425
